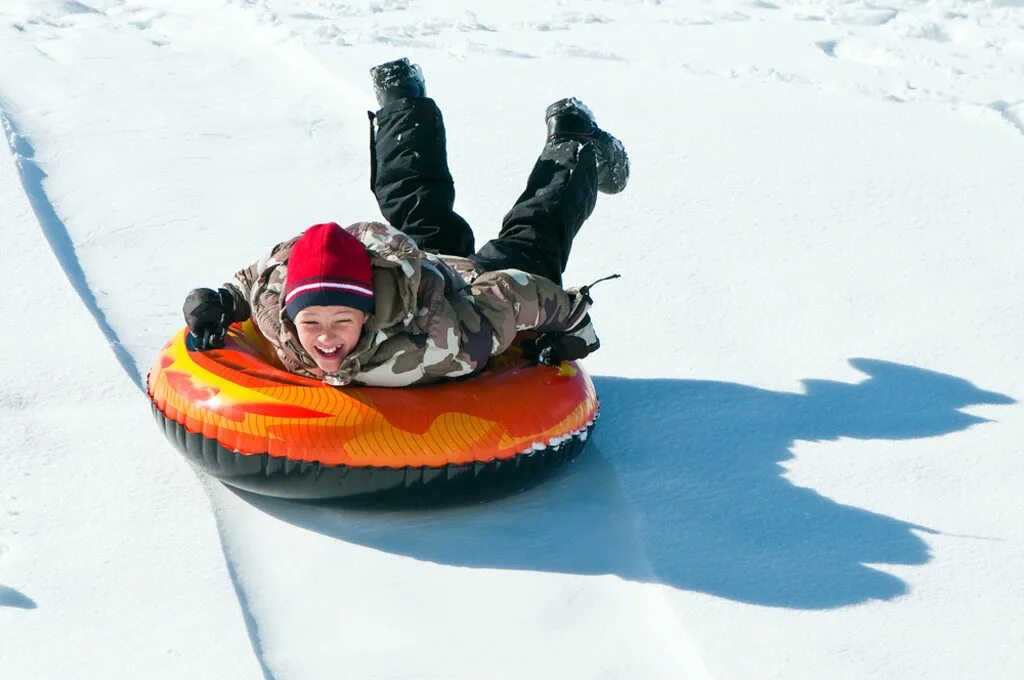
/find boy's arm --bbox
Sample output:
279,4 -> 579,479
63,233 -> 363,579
468,269 -> 591,356
220,237 -> 298,319
183,237 -> 296,350
219,266 -> 255,321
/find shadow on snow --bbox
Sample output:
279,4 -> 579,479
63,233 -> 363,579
235,358 -> 1014,610
0,584 -> 37,610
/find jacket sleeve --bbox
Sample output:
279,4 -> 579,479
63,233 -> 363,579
220,237 -> 296,322
468,269 -> 588,355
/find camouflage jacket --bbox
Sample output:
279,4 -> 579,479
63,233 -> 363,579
222,221 -> 588,387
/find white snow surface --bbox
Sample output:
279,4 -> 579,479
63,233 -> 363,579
1,0 -> 1022,677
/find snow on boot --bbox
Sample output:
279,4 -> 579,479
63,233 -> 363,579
545,97 -> 630,195
370,57 -> 426,108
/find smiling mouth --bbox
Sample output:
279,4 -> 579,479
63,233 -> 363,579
314,345 -> 344,358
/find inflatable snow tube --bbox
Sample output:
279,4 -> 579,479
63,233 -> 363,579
147,321 -> 598,501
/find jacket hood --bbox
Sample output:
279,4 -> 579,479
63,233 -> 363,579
344,221 -> 422,330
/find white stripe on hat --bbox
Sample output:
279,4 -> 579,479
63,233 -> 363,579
285,281 -> 374,303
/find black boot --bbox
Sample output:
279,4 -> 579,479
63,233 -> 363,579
370,58 -> 426,108
545,97 -> 630,195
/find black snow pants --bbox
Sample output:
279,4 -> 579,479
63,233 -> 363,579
369,97 -> 598,286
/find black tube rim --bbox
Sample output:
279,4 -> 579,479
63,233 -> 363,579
151,400 -> 597,503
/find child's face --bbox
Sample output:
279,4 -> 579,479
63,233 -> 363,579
293,305 -> 369,375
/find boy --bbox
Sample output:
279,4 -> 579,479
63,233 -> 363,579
183,58 -> 629,387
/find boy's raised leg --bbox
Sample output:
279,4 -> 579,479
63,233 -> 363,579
369,59 -> 475,257
470,98 -> 628,285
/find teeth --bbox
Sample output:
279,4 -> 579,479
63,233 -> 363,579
316,345 -> 342,355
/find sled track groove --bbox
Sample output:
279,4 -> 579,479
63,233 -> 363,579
206,484 -> 279,680
989,100 -> 1024,139
0,103 -> 144,391
0,98 -> 278,680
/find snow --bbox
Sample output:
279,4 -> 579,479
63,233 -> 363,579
1,0 -> 1022,677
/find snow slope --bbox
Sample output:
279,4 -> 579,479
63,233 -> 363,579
1,0 -> 1022,678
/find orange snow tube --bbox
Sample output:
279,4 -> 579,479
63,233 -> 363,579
147,321 -> 599,500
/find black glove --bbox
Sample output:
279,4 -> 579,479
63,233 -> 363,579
523,282 -> 603,366
523,314 -> 601,366
183,287 -> 244,351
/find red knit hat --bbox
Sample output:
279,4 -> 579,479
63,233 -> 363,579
284,222 -> 375,319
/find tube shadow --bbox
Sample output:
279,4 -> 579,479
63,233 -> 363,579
234,358 -> 1014,609
0,585 -> 37,610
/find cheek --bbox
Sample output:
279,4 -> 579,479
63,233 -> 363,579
342,325 -> 363,345
295,326 -> 318,350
